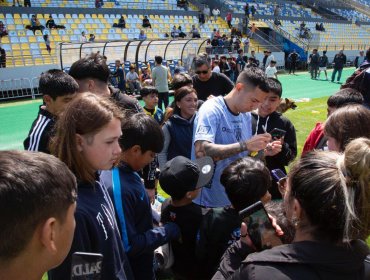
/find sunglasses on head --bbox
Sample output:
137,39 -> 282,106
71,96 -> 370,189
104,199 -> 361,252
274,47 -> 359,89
195,70 -> 209,75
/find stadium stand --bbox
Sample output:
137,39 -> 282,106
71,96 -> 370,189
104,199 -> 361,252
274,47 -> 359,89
269,20 -> 370,51
3,0 -> 196,10
225,1 -> 322,18
0,12 -> 236,67
330,8 -> 370,22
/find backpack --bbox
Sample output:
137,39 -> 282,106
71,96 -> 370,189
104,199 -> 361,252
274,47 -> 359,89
341,62 -> 370,106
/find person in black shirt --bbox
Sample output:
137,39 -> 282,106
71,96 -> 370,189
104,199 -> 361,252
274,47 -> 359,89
196,157 -> 271,279
288,49 -> 300,74
331,50 -> 347,83
318,50 -> 329,80
309,49 -> 320,79
0,45 -> 6,68
68,53 -> 142,114
142,16 -> 152,28
113,16 -> 126,28
24,69 -> 78,153
192,56 -> 234,101
160,155 -> 214,279
251,78 -> 297,199
45,16 -> 65,29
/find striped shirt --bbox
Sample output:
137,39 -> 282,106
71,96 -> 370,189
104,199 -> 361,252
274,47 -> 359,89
23,106 -> 55,153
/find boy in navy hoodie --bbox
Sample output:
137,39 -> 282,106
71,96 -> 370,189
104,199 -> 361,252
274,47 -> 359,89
101,113 -> 180,280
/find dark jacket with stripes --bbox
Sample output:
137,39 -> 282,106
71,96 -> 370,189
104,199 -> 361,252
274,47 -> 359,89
24,106 -> 55,153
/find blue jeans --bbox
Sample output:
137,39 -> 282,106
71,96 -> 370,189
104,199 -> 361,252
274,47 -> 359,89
331,68 -> 343,82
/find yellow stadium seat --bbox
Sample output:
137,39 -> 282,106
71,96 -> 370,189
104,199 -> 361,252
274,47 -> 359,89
17,30 -> 25,36
1,37 -> 10,43
92,14 -> 97,19
14,14 -> 21,19
24,58 -> 34,66
15,19 -> 23,24
79,14 -> 85,19
21,43 -> 29,49
51,29 -> 58,35
13,50 -> 22,56
23,50 -> 31,55
7,24 -> 15,30
28,37 -> 37,43
12,44 -> 21,50
66,14 -> 72,19
35,30 -> 42,35
35,58 -> 43,65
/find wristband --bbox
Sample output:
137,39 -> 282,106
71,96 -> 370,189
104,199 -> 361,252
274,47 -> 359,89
239,141 -> 246,152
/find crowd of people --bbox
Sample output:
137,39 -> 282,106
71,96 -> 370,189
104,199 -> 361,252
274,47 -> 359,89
1,46 -> 370,280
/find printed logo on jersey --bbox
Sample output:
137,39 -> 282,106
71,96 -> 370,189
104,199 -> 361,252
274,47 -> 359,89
197,125 -> 211,134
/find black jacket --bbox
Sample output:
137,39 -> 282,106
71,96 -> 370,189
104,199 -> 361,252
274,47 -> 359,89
109,86 -> 143,115
251,112 -> 297,198
24,105 -> 55,153
213,240 -> 369,280
333,53 -> 347,69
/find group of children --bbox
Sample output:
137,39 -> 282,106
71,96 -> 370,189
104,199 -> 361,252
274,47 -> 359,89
18,50 -> 299,279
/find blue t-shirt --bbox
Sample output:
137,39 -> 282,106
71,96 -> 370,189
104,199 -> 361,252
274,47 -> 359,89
192,96 -> 251,208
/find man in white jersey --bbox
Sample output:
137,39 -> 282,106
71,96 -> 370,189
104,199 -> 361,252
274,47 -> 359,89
193,67 -> 280,208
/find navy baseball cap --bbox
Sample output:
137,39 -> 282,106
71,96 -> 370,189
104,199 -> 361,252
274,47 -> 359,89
159,156 -> 214,199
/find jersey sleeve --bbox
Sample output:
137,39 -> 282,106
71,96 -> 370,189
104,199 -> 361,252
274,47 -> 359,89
194,102 -> 220,144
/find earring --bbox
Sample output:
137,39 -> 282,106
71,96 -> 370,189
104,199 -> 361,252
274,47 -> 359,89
291,217 -> 300,227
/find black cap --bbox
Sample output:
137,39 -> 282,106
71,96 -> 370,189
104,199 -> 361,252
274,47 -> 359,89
159,156 -> 214,199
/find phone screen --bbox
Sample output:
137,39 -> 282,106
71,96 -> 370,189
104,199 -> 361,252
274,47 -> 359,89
239,201 -> 282,251
271,169 -> 286,182
71,252 -> 103,280
270,128 -> 286,140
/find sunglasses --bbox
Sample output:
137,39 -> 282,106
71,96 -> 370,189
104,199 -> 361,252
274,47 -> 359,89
195,70 -> 209,75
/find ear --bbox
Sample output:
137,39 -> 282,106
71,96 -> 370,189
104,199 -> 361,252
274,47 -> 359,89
235,82 -> 244,92
185,191 -> 193,199
40,217 -> 58,253
43,94 -> 53,105
292,198 -> 302,220
131,145 -> 142,155
76,134 -> 84,152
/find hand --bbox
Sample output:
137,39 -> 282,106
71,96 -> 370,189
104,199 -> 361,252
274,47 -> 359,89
245,133 -> 271,152
239,222 -> 256,250
268,214 -> 284,237
146,188 -> 156,204
264,140 -> 282,156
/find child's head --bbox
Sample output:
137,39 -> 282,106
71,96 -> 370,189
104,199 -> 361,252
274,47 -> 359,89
119,113 -> 164,171
52,93 -> 123,183
326,88 -> 363,117
129,64 -> 135,72
213,60 -> 219,66
69,53 -> 111,96
39,69 -> 79,116
140,87 -> 159,109
0,151 -> 77,275
270,60 -> 276,66
171,73 -> 193,91
257,78 -> 282,117
220,157 -> 271,212
159,156 -> 214,201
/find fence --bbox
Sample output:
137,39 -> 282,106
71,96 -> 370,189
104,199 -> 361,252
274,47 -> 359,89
0,77 -> 41,100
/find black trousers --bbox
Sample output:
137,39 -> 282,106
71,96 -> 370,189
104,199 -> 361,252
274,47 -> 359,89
289,61 -> 297,73
158,91 -> 169,111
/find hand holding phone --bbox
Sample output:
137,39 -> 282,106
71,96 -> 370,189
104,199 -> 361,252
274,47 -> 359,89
239,201 -> 282,251
269,128 -> 286,140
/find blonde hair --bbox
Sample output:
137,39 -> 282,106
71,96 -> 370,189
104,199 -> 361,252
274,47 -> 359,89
289,138 -> 370,242
343,137 -> 370,240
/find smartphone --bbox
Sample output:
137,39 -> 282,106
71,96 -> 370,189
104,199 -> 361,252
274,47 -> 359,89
271,169 -> 286,182
270,128 -> 286,140
239,201 -> 282,251
71,252 -> 103,280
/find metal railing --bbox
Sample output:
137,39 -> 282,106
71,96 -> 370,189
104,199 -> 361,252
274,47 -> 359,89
0,78 -> 39,100
267,21 -> 309,51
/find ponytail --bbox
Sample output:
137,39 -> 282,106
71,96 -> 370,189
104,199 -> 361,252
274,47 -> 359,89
343,137 -> 370,240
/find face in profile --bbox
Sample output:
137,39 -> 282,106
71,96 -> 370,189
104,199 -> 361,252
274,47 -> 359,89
77,118 -> 122,171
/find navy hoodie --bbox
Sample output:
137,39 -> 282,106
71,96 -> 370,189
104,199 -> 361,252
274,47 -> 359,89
101,164 -> 180,280
49,176 -> 133,280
